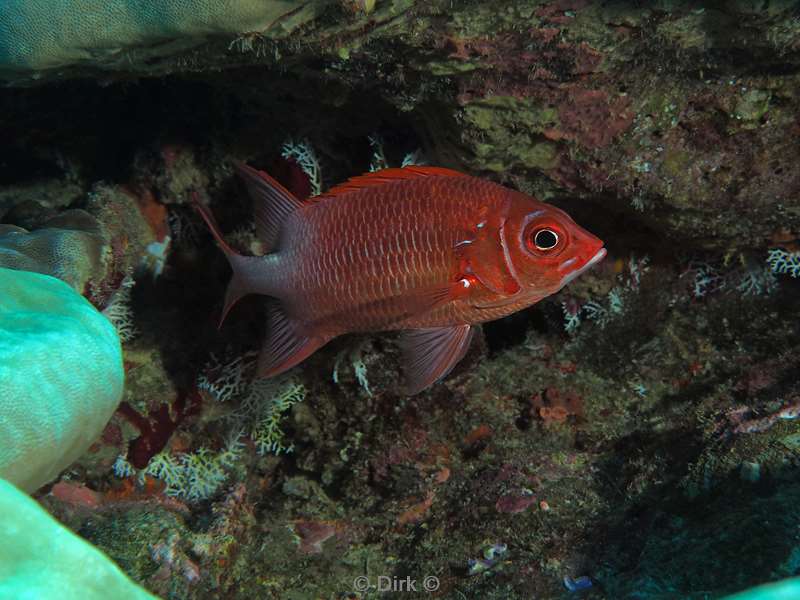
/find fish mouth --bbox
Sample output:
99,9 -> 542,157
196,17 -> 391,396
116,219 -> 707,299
560,247 -> 607,287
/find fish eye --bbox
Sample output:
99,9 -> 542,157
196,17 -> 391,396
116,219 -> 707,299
533,228 -> 559,250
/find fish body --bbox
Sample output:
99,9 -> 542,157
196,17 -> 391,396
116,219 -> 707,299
197,165 -> 605,394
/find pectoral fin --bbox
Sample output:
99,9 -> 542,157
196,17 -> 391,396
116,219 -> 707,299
400,325 -> 475,395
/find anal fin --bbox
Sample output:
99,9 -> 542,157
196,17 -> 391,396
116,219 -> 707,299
257,303 -> 330,378
400,325 -> 475,395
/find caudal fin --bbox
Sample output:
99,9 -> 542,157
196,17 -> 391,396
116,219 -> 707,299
192,197 -> 268,327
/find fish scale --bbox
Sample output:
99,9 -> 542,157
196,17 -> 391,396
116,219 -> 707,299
278,179 -> 479,332
195,163 -> 605,394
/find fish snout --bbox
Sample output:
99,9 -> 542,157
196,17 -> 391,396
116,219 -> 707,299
558,226 -> 606,286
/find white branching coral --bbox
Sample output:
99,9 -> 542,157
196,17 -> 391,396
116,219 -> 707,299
281,139 -> 322,196
113,355 -> 305,501
140,434 -> 245,502
143,451 -> 183,493
564,255 -> 649,332
568,249 -> 781,336
112,454 -> 135,478
683,255 -> 777,300
332,344 -> 374,396
561,301 -> 582,334
179,446 -> 232,502
736,263 -> 777,296
582,288 -> 624,328
368,133 -> 427,171
686,261 -> 726,299
237,378 -> 306,455
197,351 -> 258,403
401,149 -> 428,167
102,274 -> 138,342
368,134 -> 389,172
283,134 -> 427,203
768,248 -> 800,278
197,352 -> 306,454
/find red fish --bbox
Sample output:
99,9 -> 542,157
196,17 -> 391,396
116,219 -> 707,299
196,164 -> 605,394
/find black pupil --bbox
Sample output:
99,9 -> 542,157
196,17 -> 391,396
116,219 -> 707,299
535,229 -> 558,249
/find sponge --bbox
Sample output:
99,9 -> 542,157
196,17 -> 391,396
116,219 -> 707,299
0,478 -> 158,599
722,578 -> 800,600
0,209 -> 106,293
0,267 -> 124,492
0,0 -> 319,73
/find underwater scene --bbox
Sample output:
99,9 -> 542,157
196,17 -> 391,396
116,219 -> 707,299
1,1 -> 800,599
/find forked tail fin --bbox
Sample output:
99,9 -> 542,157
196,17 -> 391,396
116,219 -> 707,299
192,196 -> 275,327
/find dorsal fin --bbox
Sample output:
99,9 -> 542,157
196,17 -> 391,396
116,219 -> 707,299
235,162 -> 303,252
319,166 -> 468,199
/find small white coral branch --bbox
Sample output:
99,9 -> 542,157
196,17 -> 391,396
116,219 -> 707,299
112,454 -> 135,478
102,275 -> 138,342
369,133 -> 428,171
562,254 -> 649,332
244,379 -> 306,455
401,149 -> 428,167
368,134 -> 389,172
281,139 -> 322,196
561,301 -> 581,334
197,351 -> 258,402
737,264 -> 777,296
768,248 -> 800,278
331,345 -> 374,396
141,433 -> 246,502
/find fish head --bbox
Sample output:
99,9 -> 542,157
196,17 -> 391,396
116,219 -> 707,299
499,192 -> 606,298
